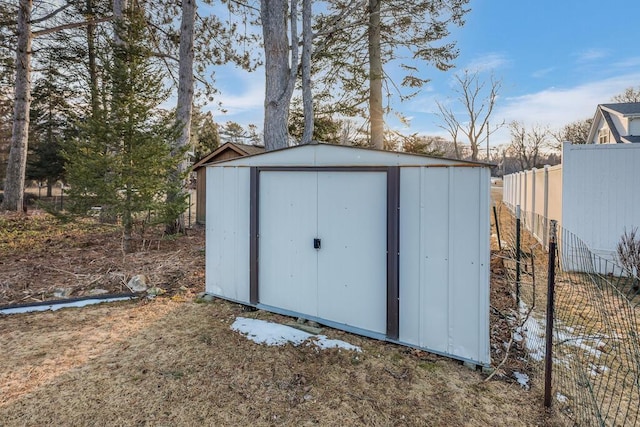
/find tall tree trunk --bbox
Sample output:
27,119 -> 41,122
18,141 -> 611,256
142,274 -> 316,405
2,0 -> 32,212
113,0 -> 127,45
368,0 -> 383,150
301,0 -> 313,144
165,0 -> 196,234
261,0 -> 297,151
86,0 -> 99,118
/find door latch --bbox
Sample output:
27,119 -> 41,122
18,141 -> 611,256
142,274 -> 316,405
314,238 -> 321,249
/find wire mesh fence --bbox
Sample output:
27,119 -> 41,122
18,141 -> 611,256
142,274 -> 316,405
495,202 -> 640,426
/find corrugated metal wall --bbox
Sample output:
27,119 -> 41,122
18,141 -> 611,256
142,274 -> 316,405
399,166 -> 490,363
205,166 -> 251,301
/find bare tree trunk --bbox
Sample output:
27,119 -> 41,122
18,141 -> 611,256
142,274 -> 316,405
113,0 -> 127,45
301,0 -> 313,144
166,0 -> 196,234
261,0 -> 297,151
368,0 -> 383,150
2,0 -> 32,212
86,0 -> 99,117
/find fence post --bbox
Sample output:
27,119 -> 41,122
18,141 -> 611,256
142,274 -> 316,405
544,220 -> 558,408
531,168 -> 536,235
523,172 -> 528,222
493,200 -> 502,251
543,165 -> 550,248
516,205 -> 522,308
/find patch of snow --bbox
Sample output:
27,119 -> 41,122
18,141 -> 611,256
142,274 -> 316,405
556,329 -> 604,359
309,336 -> 361,352
231,317 -> 361,352
513,331 -> 523,342
513,371 -> 530,390
0,297 -> 134,315
520,315 -> 546,361
517,301 -> 609,369
588,363 -> 609,377
556,392 -> 568,403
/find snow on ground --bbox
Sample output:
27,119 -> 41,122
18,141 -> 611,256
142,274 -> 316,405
516,311 -> 546,362
513,371 -> 530,390
0,296 -> 134,315
231,317 -> 361,352
517,302 -> 609,375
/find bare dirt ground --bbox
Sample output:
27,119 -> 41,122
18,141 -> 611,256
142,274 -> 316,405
0,208 -> 563,426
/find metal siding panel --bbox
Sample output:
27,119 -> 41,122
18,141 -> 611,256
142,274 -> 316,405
234,169 -> 251,302
313,145 -> 466,166
205,167 -> 224,296
259,172 -> 318,316
317,172 -> 387,334
206,167 -> 250,302
449,168 -> 483,361
419,167 -> 450,352
478,168 -> 491,365
399,168 -> 421,345
219,168 -> 238,300
213,144 -> 478,167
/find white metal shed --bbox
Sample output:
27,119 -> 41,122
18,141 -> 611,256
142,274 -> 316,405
205,143 -> 491,366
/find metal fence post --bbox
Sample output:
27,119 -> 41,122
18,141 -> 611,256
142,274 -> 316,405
516,205 -> 522,308
544,220 -> 558,408
493,200 -> 502,251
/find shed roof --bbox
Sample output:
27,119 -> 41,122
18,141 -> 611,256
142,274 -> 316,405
205,142 -> 490,168
192,142 -> 265,171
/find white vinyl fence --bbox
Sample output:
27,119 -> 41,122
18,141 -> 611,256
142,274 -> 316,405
503,164 -> 562,247
504,142 -> 640,269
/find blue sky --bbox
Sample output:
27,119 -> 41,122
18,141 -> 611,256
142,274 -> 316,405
208,0 -> 640,148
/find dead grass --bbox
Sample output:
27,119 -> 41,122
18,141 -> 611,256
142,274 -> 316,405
0,211 -> 205,305
0,209 -> 563,426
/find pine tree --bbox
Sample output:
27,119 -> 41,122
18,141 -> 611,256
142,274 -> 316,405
65,6 -> 184,253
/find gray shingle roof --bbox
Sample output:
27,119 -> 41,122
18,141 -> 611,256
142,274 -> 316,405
600,102 -> 640,116
621,135 -> 640,143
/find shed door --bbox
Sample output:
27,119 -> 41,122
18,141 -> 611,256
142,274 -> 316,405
259,171 -> 387,334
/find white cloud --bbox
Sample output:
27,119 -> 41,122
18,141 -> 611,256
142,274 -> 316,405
215,75 -> 264,115
465,53 -> 510,73
531,67 -> 555,78
611,56 -> 640,70
204,69 -> 265,127
489,73 -> 640,145
575,48 -> 609,62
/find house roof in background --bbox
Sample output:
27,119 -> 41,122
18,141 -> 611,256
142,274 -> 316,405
601,109 -> 622,144
600,102 -> 640,117
621,135 -> 640,143
586,103 -> 640,144
192,142 -> 265,170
